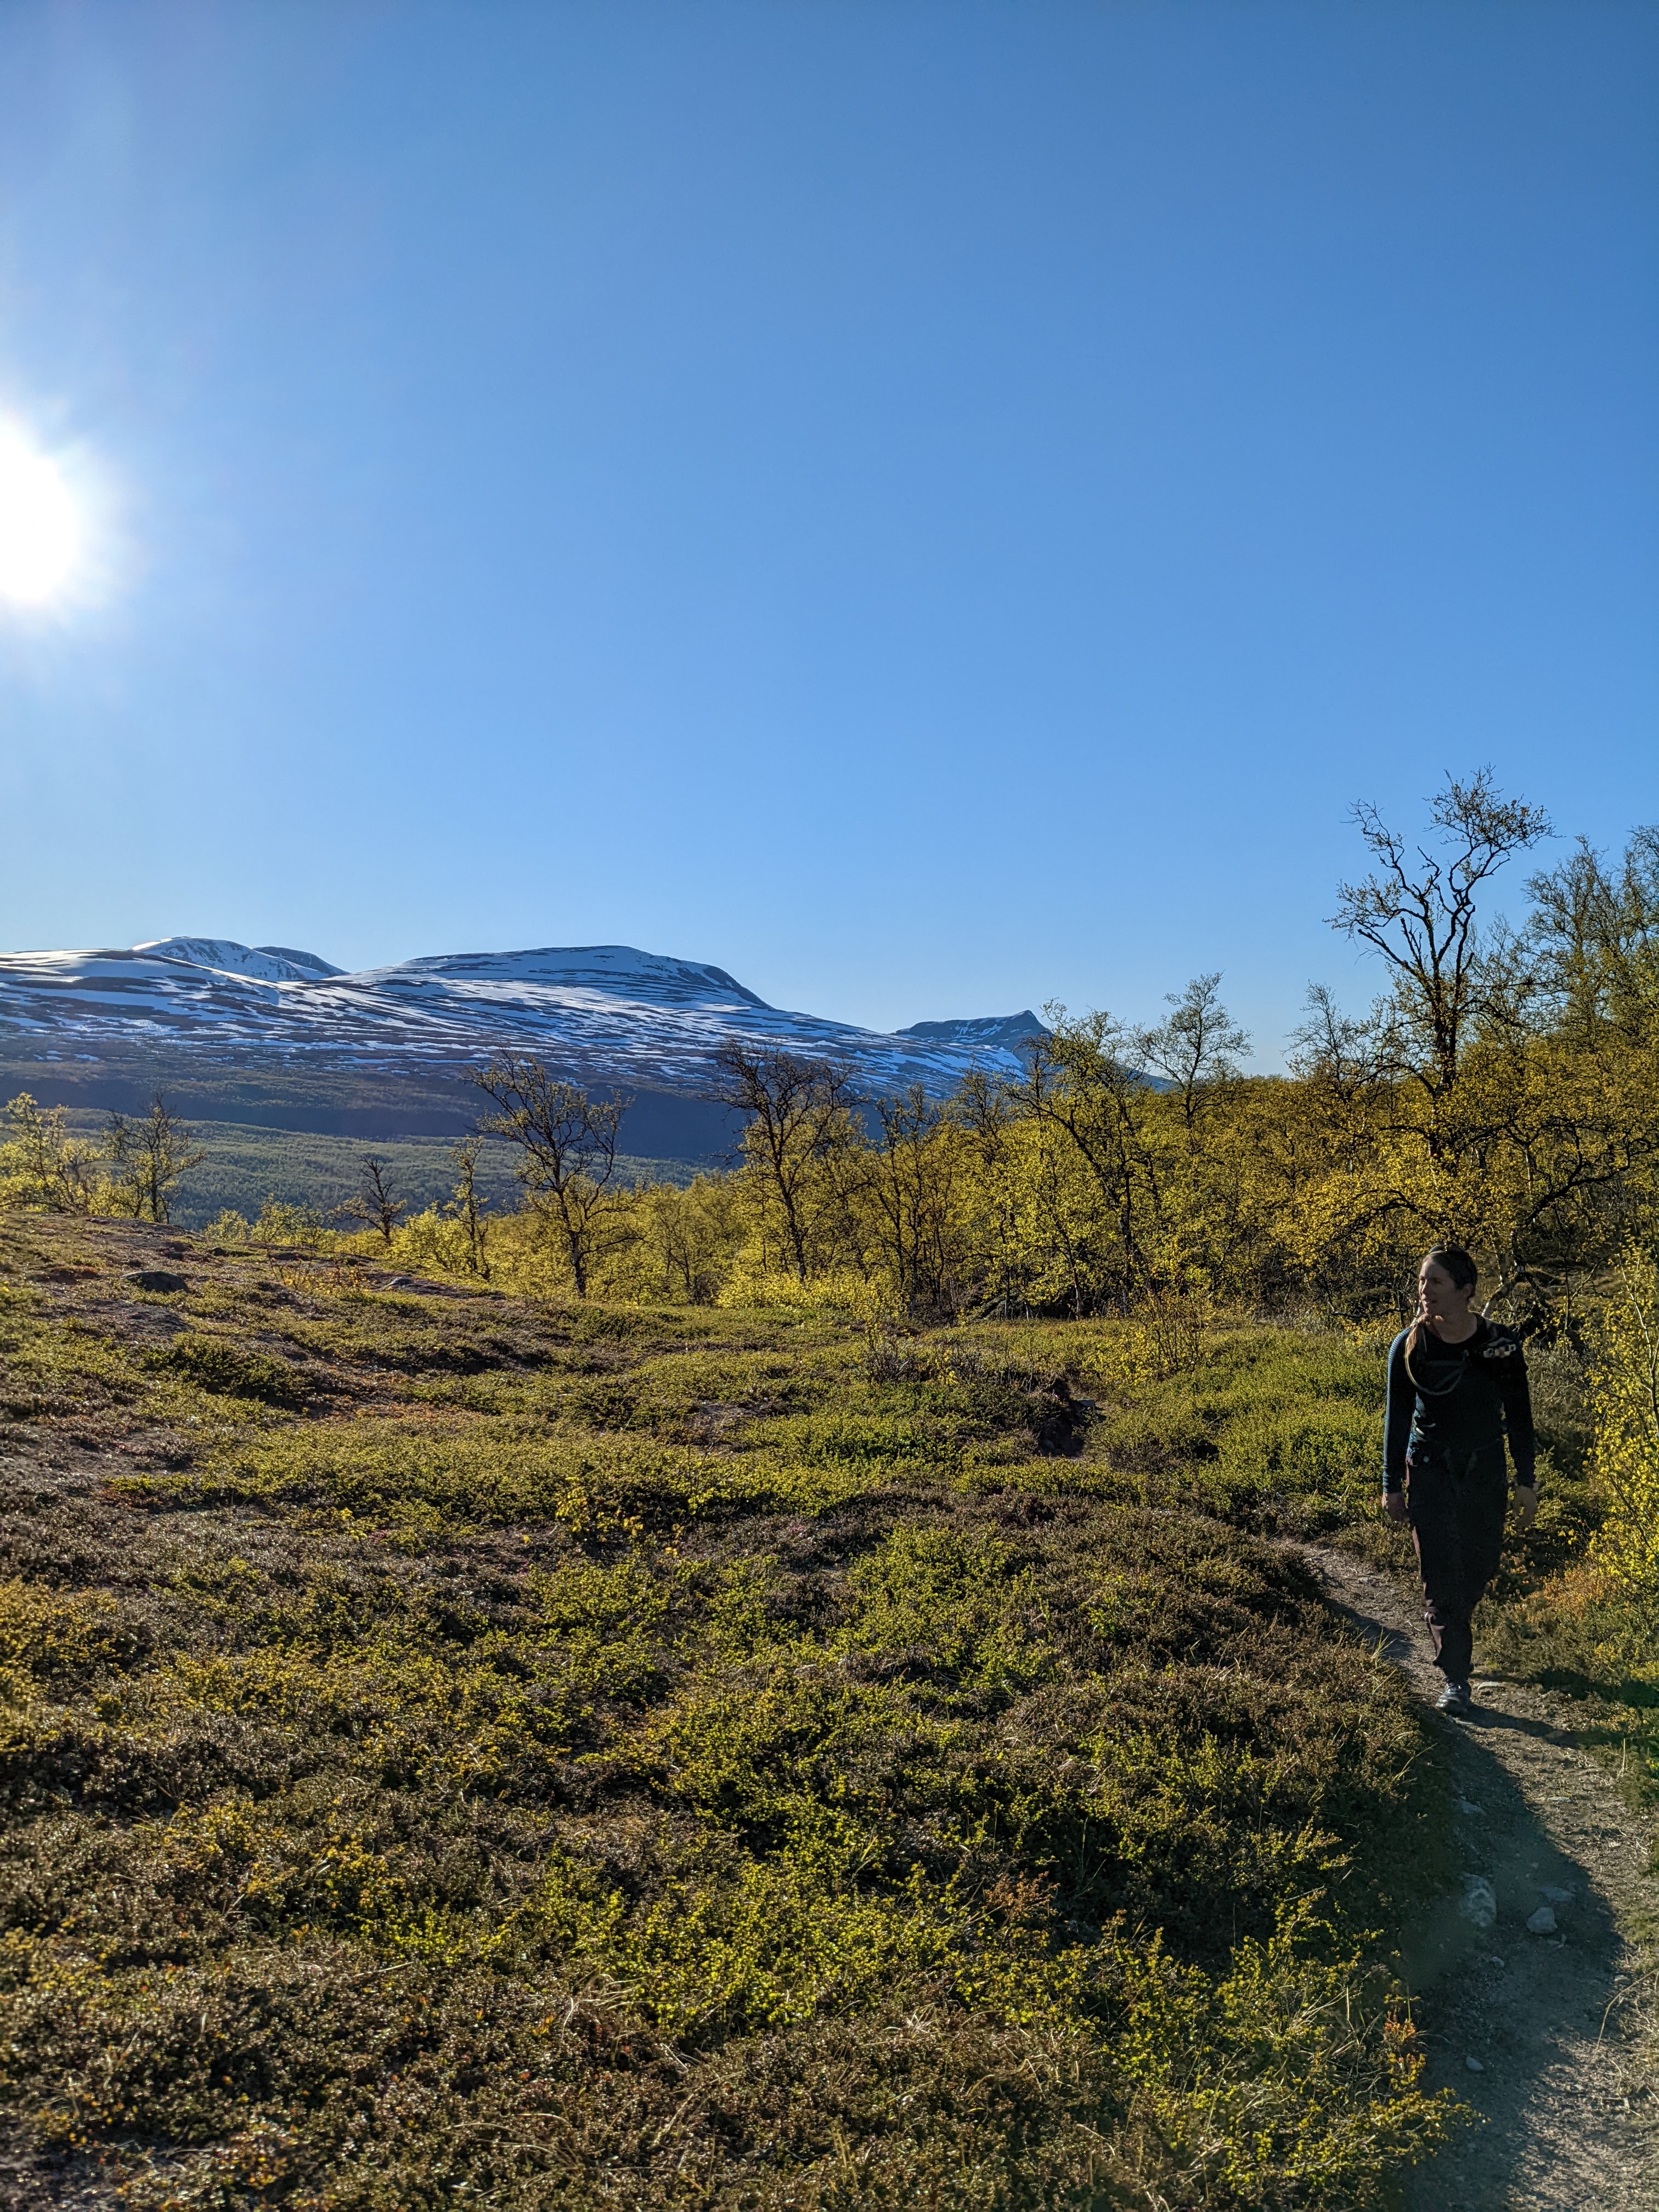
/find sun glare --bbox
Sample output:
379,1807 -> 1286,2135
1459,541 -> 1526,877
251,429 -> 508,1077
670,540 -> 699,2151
0,429 -> 80,605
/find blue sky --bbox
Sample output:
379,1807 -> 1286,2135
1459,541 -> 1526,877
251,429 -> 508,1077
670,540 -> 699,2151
0,1 -> 1654,1061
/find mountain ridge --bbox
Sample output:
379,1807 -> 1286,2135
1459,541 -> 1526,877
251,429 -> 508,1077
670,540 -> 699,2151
0,938 -> 1048,1099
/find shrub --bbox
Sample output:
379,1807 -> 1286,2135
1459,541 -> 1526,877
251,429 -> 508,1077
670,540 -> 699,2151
149,1335 -> 309,1407
1587,1246 -> 1659,1593
0,1223 -> 1460,2207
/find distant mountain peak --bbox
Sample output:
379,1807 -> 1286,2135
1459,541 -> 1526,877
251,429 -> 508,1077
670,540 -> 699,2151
1,936 -> 1045,1096
132,938 -> 341,984
364,944 -> 773,1010
255,945 -> 344,978
895,1011 -> 1048,1053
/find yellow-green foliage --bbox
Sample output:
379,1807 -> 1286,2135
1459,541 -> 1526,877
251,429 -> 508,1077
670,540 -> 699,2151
301,982 -> 1658,1325
0,1092 -> 109,1215
206,1194 -> 330,1251
10,815 -> 1659,1323
21,947 -> 1659,1325
0,1578 -> 131,1702
1457,1306 -> 1659,1874
0,1218 -> 1464,2207
1586,1245 -> 1659,1592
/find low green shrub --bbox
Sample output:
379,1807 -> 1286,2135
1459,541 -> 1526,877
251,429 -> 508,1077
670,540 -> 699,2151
149,1335 -> 310,1407
0,1227 -> 1462,2207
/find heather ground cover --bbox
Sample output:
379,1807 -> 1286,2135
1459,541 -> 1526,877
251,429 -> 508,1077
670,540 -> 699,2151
0,1217 -> 1464,2209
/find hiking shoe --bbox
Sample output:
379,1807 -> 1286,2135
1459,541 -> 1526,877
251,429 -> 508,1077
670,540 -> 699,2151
1436,1680 -> 1472,1715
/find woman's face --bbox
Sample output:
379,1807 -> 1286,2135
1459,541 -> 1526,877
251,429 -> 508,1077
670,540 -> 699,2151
1418,1259 -> 1475,1328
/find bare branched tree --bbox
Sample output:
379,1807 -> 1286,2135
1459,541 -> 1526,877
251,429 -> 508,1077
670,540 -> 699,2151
1132,973 -> 1250,1130
446,1133 -> 492,1278
953,1068 -> 1028,1317
868,1082 -> 961,1316
1014,1006 -> 1169,1308
1330,770 -> 1551,1101
330,1156 -> 408,1246
1526,827 -> 1659,1045
470,1058 -> 631,1297
105,1095 -> 205,1224
1288,983 -> 1392,1103
710,1042 -> 862,1282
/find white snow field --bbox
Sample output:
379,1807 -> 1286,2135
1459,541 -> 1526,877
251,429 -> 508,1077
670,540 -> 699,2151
0,940 -> 1044,1097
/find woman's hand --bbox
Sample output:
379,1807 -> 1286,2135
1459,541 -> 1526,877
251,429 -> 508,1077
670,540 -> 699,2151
1384,1491 -> 1409,1525
1514,1485 -> 1539,1531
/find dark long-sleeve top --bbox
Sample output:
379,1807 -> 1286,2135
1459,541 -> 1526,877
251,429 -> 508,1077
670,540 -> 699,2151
1383,1317 -> 1537,1494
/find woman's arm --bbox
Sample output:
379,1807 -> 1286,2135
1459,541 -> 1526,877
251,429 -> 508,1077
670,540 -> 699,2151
1500,1341 -> 1538,1525
1383,1333 -> 1411,1515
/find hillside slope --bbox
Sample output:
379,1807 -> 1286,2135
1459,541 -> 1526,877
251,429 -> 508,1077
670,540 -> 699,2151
0,1216 -> 1454,2209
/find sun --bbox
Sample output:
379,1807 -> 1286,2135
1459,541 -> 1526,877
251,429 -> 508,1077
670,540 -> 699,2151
0,429 -> 80,605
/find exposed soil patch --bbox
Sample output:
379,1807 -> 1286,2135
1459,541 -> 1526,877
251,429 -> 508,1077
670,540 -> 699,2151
1301,1542 -> 1658,2210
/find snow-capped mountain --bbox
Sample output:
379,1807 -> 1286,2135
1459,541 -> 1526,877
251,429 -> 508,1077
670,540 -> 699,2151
134,938 -> 346,984
0,939 -> 1046,1096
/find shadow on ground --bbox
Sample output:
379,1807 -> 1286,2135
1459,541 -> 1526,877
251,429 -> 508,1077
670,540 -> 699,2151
1309,1560 -> 1654,2212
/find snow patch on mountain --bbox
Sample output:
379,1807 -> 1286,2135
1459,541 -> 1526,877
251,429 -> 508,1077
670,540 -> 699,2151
356,945 -> 772,1009
253,946 -> 345,979
896,1012 -> 1046,1054
133,939 -> 341,984
0,938 -> 1048,1096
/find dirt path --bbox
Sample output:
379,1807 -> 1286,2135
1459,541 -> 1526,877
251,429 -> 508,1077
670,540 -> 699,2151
1300,1543 -> 1657,2210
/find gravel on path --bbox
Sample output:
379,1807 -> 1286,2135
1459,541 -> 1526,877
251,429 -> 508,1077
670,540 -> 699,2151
1300,1542 -> 1658,2212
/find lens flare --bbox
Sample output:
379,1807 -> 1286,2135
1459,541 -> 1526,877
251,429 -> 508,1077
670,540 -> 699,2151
0,430 -> 80,604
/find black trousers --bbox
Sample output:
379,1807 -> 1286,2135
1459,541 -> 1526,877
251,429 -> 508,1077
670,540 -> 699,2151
1406,1441 -> 1509,1684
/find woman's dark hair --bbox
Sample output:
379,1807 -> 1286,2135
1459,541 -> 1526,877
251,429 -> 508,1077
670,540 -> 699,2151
1405,1245 -> 1480,1381
1421,1245 -> 1478,1293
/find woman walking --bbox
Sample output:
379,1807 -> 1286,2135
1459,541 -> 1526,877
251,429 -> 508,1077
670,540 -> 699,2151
1384,1246 -> 1538,1713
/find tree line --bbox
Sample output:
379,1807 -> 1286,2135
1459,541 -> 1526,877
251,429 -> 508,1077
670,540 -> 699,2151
442,775 -> 1659,1329
7,774 -> 1658,1338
